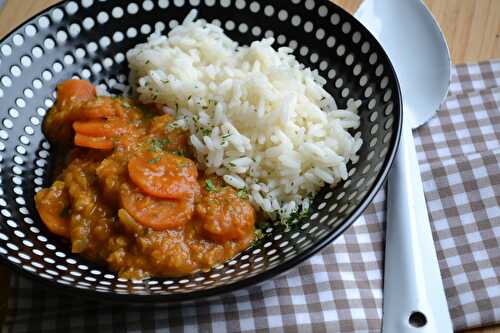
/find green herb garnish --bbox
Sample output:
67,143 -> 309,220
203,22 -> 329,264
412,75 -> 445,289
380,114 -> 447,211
253,229 -> 265,243
205,179 -> 217,192
149,138 -> 170,152
172,150 -> 185,157
148,156 -> 162,164
298,207 -> 309,219
279,206 -> 310,231
237,188 -> 248,199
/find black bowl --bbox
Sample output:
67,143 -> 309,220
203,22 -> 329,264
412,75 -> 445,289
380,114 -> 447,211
0,0 -> 401,302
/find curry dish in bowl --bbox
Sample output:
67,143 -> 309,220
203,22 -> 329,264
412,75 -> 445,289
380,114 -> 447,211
35,79 -> 255,279
0,0 -> 402,300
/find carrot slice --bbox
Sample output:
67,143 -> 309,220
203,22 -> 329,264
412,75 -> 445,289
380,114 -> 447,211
74,133 -> 113,150
120,183 -> 194,230
34,181 -> 70,238
79,100 -> 119,120
73,119 -> 127,138
57,80 -> 96,104
128,152 -> 199,200
73,120 -> 115,137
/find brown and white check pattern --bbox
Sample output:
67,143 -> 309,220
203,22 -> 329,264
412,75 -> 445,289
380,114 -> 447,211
2,61 -> 499,333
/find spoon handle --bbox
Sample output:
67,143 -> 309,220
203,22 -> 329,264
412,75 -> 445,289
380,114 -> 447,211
383,115 -> 453,333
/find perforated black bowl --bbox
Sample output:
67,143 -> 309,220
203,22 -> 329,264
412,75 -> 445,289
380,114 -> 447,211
0,0 -> 401,302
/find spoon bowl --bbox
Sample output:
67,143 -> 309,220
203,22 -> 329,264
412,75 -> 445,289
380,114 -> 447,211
356,0 -> 451,127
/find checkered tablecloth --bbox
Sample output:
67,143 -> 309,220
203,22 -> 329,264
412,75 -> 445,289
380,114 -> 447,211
2,61 -> 499,333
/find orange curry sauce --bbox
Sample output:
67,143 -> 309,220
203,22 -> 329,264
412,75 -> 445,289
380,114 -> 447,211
35,80 -> 255,279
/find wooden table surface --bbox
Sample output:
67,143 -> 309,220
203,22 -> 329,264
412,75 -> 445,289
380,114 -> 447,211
0,0 -> 499,331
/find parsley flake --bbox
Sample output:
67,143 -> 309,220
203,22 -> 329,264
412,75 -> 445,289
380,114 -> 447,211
149,138 -> 170,152
253,229 -> 265,243
148,156 -> 162,164
237,188 -> 248,199
205,179 -> 217,192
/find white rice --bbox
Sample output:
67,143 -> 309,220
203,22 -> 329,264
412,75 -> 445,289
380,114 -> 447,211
127,10 -> 362,220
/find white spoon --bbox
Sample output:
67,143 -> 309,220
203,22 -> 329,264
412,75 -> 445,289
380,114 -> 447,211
354,0 -> 452,332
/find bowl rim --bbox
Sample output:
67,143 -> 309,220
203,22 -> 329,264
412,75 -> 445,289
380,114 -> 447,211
0,0 -> 403,304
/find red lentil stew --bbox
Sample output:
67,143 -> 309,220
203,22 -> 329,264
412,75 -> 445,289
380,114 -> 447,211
35,80 -> 255,279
